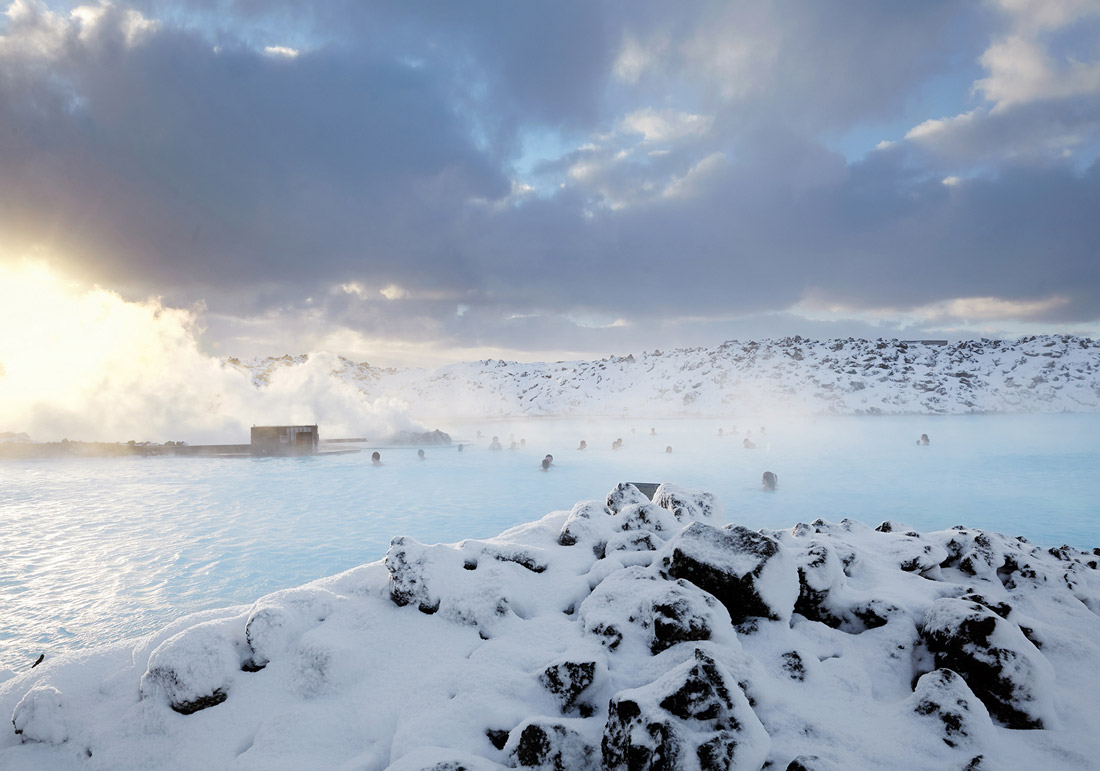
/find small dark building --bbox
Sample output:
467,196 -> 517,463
251,425 -> 319,455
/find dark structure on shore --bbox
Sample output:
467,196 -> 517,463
250,425 -> 319,455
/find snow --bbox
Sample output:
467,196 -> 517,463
234,336 -> 1100,418
2,482 -> 1098,770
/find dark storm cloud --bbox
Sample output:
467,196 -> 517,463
1,0 -> 1098,359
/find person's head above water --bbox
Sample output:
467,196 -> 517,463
650,428 -> 656,435
743,437 -> 756,449
762,471 -> 777,491
540,457 -> 550,471
577,440 -> 587,450
665,445 -> 672,454
417,449 -> 425,459
371,451 -> 382,465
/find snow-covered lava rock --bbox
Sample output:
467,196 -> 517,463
229,336 -> 1100,418
2,484 -> 1099,770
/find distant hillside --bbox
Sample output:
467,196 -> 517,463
228,336 -> 1100,418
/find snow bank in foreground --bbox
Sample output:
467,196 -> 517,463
2,484 -> 1099,770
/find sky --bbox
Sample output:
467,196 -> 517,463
1,0 -> 1100,368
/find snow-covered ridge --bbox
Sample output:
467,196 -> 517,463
229,336 -> 1100,417
3,483 -> 1098,770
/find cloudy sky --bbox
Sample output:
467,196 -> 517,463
2,0 -> 1099,366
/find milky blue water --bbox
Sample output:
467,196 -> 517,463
1,415 -> 1098,672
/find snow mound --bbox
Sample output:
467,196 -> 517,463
3,484 -> 1100,770
12,685 -> 66,745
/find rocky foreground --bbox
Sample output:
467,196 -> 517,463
231,336 -> 1100,418
2,484 -> 1099,770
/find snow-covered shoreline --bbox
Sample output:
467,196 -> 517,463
231,336 -> 1100,420
4,483 -> 1098,770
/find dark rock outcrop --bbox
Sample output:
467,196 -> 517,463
920,599 -> 1054,729
602,649 -> 769,771
607,483 -> 653,514
539,660 -> 599,717
663,523 -> 797,625
506,720 -> 595,770
652,484 -> 721,524
909,669 -> 993,748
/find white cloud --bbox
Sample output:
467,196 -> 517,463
975,35 -> 1100,111
662,152 -> 727,200
905,110 -> 979,142
920,295 -> 1071,322
339,282 -> 369,299
380,284 -> 408,301
613,34 -> 665,84
902,0 -> 1100,161
793,290 -> 1072,327
263,45 -> 300,59
993,0 -> 1100,33
619,108 -> 714,144
0,1 -> 157,60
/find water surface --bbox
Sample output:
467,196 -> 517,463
1,414 -> 1097,671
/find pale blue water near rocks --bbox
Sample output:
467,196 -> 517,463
1,414 -> 1097,672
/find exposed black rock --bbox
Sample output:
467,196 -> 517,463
508,720 -> 595,770
387,536 -> 436,613
169,688 -> 227,716
652,484 -> 720,524
786,756 -> 840,771
650,590 -> 717,655
781,651 -> 806,681
910,669 -> 993,748
602,649 -> 769,771
664,522 -> 796,625
539,661 -> 598,717
607,483 -> 652,514
558,500 -> 613,547
618,502 -> 677,537
920,598 -> 1053,729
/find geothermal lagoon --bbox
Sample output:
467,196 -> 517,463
2,414 -> 1097,673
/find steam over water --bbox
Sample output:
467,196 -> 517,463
2,414 -> 1098,672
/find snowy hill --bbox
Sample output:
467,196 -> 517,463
230,336 -> 1100,418
2,482 -> 1098,770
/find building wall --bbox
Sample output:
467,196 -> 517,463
250,425 -> 318,454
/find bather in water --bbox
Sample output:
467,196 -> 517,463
371,451 -> 383,466
762,471 -> 777,491
577,440 -> 587,450
743,437 -> 756,449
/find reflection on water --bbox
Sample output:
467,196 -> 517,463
1,414 -> 1098,670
